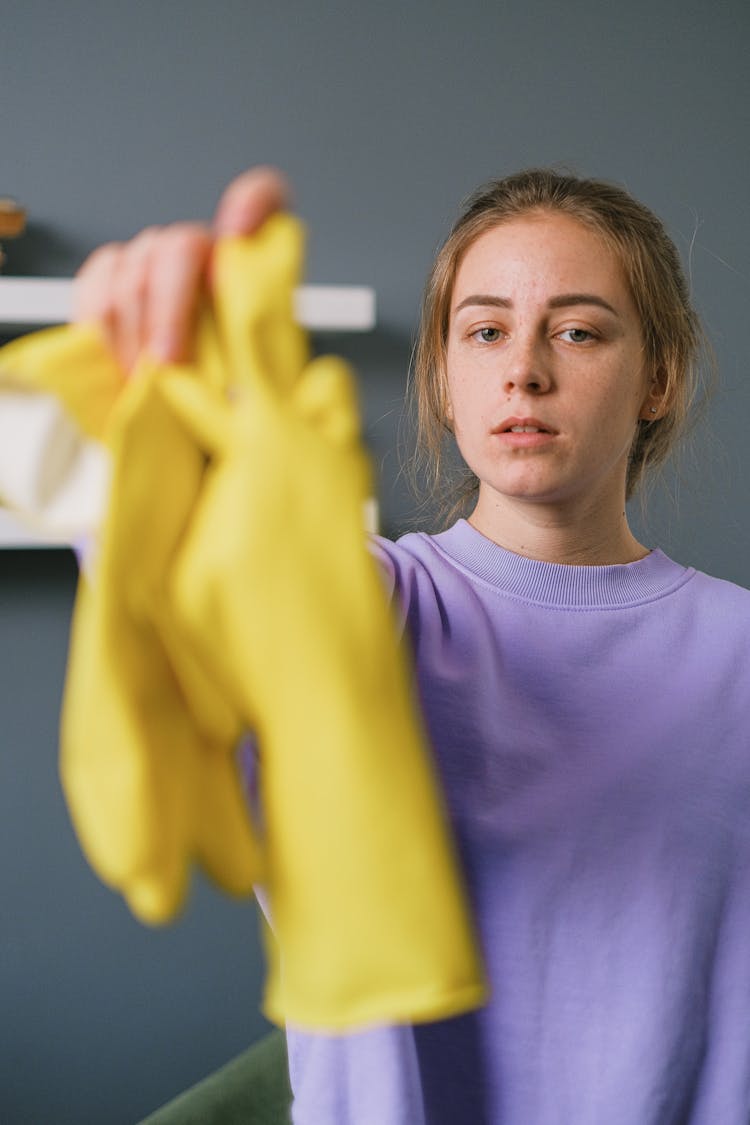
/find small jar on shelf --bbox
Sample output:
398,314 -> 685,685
0,199 -> 27,272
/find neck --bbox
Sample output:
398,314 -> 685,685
469,489 -> 649,566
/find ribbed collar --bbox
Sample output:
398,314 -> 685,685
430,520 -> 693,609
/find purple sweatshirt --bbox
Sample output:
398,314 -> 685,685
286,519 -> 750,1124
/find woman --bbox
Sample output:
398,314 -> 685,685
76,167 -> 750,1124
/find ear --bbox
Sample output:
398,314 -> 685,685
639,367 -> 668,422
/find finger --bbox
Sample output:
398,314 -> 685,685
212,166 -> 291,238
72,242 -> 126,357
144,223 -> 213,363
111,226 -> 162,373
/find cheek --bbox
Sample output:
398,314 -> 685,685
589,384 -> 644,463
446,377 -> 482,435
590,361 -> 646,427
446,357 -> 492,428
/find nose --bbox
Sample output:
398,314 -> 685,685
502,332 -> 552,396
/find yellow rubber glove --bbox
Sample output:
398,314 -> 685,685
157,227 -> 488,1029
0,321 -> 124,440
0,317 -> 259,920
0,214 -> 488,1027
59,357 -> 259,923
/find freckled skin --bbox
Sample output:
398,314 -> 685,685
445,214 -> 661,564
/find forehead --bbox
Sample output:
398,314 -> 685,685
452,212 -> 629,304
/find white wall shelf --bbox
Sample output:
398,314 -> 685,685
0,278 -> 376,547
0,277 -> 376,332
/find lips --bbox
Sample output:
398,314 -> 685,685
494,416 -> 557,435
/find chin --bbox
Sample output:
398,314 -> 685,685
489,473 -> 571,504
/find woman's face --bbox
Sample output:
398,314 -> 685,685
445,212 -> 656,520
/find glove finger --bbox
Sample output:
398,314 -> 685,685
211,215 -> 308,397
0,323 -> 123,440
292,356 -> 362,449
157,372 -> 232,458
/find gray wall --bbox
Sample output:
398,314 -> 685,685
2,1 -> 748,1121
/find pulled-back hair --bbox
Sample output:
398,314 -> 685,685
409,168 -> 709,523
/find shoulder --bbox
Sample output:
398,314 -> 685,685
681,565 -> 750,627
369,523 -> 476,589
368,527 -> 473,627
664,564 -> 750,667
369,530 -> 447,587
685,565 -> 750,606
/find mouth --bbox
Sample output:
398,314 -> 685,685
493,416 -> 557,435
492,416 -> 557,447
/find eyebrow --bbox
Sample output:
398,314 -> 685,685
453,293 -> 619,316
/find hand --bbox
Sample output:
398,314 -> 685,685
72,166 -> 291,373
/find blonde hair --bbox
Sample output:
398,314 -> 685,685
409,168 -> 709,524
